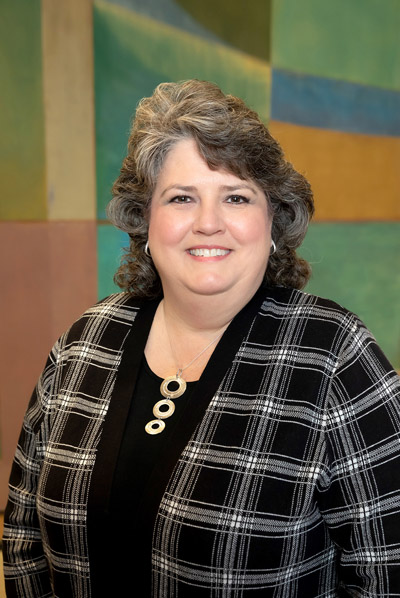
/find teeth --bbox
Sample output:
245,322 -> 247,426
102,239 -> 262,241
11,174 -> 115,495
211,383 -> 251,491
189,248 -> 230,257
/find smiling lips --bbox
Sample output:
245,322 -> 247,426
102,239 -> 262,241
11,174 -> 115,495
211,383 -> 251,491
188,248 -> 231,258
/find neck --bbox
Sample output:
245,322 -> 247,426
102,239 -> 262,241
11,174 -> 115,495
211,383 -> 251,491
145,284 -> 260,382
160,283 -> 259,336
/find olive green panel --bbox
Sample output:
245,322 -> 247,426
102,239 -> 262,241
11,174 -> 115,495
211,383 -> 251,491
272,0 -> 400,90
177,0 -> 271,61
94,0 -> 270,218
301,223 -> 400,368
0,0 -> 46,219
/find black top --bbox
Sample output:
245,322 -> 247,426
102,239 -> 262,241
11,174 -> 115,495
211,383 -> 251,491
108,357 -> 197,592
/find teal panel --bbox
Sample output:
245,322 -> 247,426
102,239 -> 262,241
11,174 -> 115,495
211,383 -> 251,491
94,0 -> 270,219
301,222 -> 400,368
97,224 -> 130,299
272,0 -> 400,90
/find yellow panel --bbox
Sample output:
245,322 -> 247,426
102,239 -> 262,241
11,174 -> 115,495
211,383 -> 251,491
42,0 -> 96,219
269,121 -> 400,221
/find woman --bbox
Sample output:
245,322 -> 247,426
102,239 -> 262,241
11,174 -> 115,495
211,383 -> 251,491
4,80 -> 400,597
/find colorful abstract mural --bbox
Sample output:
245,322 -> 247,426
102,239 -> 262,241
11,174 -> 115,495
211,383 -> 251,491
94,0 -> 270,220
95,0 -> 400,369
0,0 -> 399,508
269,0 -> 400,368
0,0 -> 98,506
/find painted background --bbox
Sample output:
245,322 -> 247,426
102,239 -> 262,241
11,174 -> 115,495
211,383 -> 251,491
0,0 -> 399,507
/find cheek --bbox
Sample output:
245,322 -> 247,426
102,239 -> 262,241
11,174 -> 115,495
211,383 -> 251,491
230,213 -> 271,244
148,210 -> 189,247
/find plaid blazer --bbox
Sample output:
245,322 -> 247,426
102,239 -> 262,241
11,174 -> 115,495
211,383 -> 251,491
3,287 -> 400,597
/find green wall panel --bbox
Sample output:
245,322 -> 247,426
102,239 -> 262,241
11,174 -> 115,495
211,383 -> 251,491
0,0 -> 46,220
94,0 -> 270,218
94,0 -> 399,373
272,0 -> 400,90
302,222 -> 400,368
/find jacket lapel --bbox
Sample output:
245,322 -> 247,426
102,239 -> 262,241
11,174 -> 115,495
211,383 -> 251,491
88,298 -> 160,512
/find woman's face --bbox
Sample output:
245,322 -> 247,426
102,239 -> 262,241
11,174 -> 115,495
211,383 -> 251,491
148,138 -> 272,303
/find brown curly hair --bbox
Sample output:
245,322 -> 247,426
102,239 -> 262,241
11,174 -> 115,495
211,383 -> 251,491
107,80 -> 314,298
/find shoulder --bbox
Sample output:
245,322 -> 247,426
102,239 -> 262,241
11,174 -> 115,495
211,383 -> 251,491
259,286 -> 358,327
255,285 -> 398,392
76,292 -> 144,322
63,292 -> 148,345
256,286 -> 379,361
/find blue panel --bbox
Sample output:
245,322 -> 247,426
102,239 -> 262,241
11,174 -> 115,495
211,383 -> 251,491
271,69 -> 400,136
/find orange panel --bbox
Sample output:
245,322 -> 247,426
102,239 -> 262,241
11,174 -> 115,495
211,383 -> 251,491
0,221 -> 97,508
269,121 -> 400,221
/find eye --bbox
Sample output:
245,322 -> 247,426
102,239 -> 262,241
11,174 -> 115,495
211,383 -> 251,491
169,195 -> 192,204
226,195 -> 249,204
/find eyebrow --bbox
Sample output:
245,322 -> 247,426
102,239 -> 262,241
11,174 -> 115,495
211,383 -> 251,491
159,183 -> 258,197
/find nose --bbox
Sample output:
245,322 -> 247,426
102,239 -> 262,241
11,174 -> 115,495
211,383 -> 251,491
192,200 -> 225,235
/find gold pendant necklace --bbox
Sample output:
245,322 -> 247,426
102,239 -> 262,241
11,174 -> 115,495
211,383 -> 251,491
145,372 -> 187,435
145,330 -> 225,436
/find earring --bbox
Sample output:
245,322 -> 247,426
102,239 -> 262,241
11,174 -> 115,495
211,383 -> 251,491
144,240 -> 151,257
270,240 -> 276,255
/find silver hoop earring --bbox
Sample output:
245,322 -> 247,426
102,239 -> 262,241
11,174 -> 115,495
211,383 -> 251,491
270,240 -> 276,255
144,240 -> 151,257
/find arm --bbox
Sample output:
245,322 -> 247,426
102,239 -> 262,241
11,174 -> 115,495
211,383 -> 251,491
3,339 -> 64,597
319,316 -> 400,596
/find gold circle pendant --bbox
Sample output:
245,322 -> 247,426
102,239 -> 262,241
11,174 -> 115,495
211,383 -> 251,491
160,375 -> 187,399
145,419 -> 166,435
153,399 -> 175,419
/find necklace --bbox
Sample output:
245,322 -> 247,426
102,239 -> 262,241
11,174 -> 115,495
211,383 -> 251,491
145,331 -> 225,435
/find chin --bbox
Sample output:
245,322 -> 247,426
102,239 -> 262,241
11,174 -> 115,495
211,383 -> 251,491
183,276 -> 234,297
190,288 -> 230,297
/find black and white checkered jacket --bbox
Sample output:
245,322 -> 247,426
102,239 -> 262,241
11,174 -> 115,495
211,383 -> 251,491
3,287 -> 400,597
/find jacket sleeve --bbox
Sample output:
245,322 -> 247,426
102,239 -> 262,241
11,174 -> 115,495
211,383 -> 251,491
2,337 -> 65,597
319,315 -> 400,596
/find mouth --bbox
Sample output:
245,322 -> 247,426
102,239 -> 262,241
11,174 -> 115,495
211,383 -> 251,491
188,248 -> 231,257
